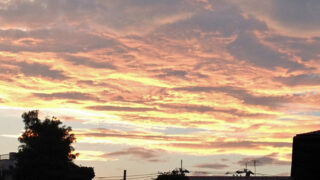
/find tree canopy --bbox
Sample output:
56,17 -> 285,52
155,169 -> 189,180
15,110 -> 94,180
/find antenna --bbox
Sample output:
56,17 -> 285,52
179,160 -> 190,175
253,160 -> 258,176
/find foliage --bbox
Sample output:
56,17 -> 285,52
15,110 -> 94,180
155,169 -> 189,180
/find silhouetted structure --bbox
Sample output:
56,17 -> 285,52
226,168 -> 254,177
291,130 -> 320,180
0,153 -> 17,180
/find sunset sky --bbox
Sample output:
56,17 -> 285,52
1,0 -> 320,178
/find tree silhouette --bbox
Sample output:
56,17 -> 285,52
155,169 -> 189,180
15,110 -> 94,180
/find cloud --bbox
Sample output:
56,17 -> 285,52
0,28 -> 124,53
17,62 -> 68,80
58,116 -> 85,123
0,0 -> 194,34
76,80 -> 111,88
34,92 -> 101,102
160,104 -> 214,113
76,128 -> 291,154
159,103 -> 275,119
174,86 -> 289,107
102,147 -> 164,162
61,55 -> 116,69
190,171 -> 212,176
213,141 -> 291,148
232,0 -> 320,36
238,153 -> 291,166
195,163 -> 229,169
155,0 -> 267,38
227,32 -> 306,71
167,141 -> 291,150
157,69 -> 188,79
87,105 -> 157,112
76,128 -> 200,142
263,35 -> 320,62
275,74 -> 320,86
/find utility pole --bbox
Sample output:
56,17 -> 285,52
253,160 -> 257,176
123,170 -> 127,180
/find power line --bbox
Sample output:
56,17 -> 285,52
96,177 -> 156,180
96,173 -> 159,179
126,173 -> 158,177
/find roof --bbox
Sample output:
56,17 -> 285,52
296,130 -> 320,137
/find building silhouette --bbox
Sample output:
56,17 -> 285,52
0,153 -> 17,180
291,130 -> 320,180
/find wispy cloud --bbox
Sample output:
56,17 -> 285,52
195,163 -> 229,169
238,153 -> 291,166
102,147 -> 165,162
18,62 -> 69,80
34,92 -> 101,102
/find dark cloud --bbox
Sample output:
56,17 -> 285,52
238,153 -> 291,166
157,69 -> 187,79
275,74 -> 320,86
140,1 -> 267,60
0,0 -> 193,34
227,32 -> 306,71
264,35 -> 320,62
18,62 -> 68,80
212,141 -> 291,148
76,128 -> 201,142
34,92 -> 101,102
235,0 -> 320,34
0,28 -> 124,53
168,141 -> 291,150
62,55 -> 116,69
77,80 -> 110,87
195,163 -> 229,169
190,171 -> 212,176
159,103 -> 275,119
87,105 -> 157,112
0,62 -> 17,83
174,86 -> 289,107
102,147 -> 164,162
156,1 -> 267,38
160,104 -> 213,113
152,69 -> 208,81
